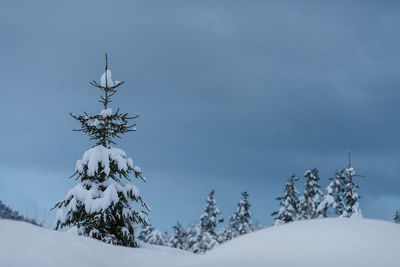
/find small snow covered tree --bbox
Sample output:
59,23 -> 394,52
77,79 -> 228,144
394,210 -> 400,224
230,191 -> 254,235
317,169 -> 347,217
138,225 -> 168,246
185,224 -> 201,251
138,225 -> 153,242
54,54 -> 149,247
191,190 -> 223,253
271,175 -> 299,225
217,226 -> 236,244
168,222 -> 187,249
191,231 -> 218,254
298,168 -> 323,220
342,152 -> 364,217
200,190 -> 223,236
343,168 -> 359,216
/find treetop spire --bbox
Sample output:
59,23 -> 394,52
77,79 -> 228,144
70,55 -> 136,147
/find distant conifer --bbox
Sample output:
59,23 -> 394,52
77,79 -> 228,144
230,192 -> 254,235
272,175 -> 300,225
298,168 -> 323,220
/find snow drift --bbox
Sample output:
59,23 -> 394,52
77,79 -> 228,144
0,218 -> 399,267
194,217 -> 400,267
0,220 -> 191,267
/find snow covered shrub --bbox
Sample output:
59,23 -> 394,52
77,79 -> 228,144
0,201 -> 39,225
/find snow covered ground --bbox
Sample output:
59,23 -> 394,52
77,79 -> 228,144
0,220 -> 192,267
0,218 -> 399,267
193,218 -> 400,267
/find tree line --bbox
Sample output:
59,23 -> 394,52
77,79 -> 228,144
137,157 -> 364,254
272,157 -> 363,226
138,191 -> 256,254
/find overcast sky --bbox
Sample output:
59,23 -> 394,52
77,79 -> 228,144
1,0 -> 399,230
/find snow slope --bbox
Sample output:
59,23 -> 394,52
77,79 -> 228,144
0,220 -> 192,267
193,218 -> 400,267
0,218 -> 399,267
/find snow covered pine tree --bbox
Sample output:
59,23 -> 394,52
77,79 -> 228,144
298,168 -> 323,220
138,225 -> 168,246
342,152 -> 363,217
168,222 -> 187,249
138,225 -> 153,243
192,190 -> 223,254
394,210 -> 400,224
185,224 -> 202,251
54,54 -> 149,247
217,226 -> 236,244
200,190 -> 223,237
272,175 -> 299,225
317,169 -> 347,217
230,191 -> 254,235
